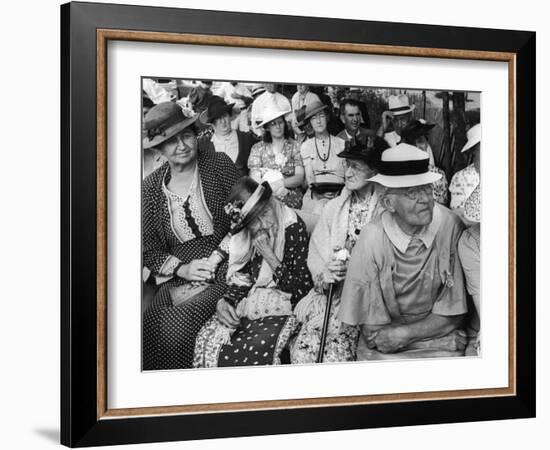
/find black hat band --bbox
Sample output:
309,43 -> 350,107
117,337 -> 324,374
378,158 -> 429,176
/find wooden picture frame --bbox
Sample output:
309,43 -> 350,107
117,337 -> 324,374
61,1 -> 535,447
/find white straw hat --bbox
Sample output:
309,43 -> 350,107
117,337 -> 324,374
461,123 -> 481,152
258,103 -> 291,128
387,94 -> 415,116
370,143 -> 442,188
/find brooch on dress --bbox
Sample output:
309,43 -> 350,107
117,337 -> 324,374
444,270 -> 454,288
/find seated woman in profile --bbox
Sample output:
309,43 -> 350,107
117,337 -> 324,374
290,137 -> 389,364
193,177 -> 312,368
142,101 -> 241,370
248,104 -> 305,209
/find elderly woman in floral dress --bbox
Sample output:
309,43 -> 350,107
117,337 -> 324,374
248,103 -> 305,209
141,101 -> 241,370
290,136 -> 389,364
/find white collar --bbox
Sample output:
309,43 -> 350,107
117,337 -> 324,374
382,204 -> 441,253
211,129 -> 237,143
344,129 -> 359,140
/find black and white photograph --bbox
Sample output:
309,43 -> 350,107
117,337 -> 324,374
141,79 -> 481,370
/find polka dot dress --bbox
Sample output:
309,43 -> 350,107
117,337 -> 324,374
194,217 -> 313,367
142,150 -> 241,370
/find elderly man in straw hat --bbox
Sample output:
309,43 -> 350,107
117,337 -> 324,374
377,94 -> 416,148
338,144 -> 469,360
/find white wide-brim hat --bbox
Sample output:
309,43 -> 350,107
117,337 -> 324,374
461,123 -> 481,152
370,143 -> 442,188
258,104 -> 291,128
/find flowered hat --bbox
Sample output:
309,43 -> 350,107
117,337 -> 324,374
369,143 -> 442,188
225,180 -> 273,234
142,101 -> 199,149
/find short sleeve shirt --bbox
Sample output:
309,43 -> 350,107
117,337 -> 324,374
300,135 -> 346,185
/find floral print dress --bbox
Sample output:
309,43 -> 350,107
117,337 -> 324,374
290,191 -> 380,364
248,139 -> 304,209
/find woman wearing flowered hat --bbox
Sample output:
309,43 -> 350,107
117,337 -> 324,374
141,101 -> 241,370
193,177 -> 312,367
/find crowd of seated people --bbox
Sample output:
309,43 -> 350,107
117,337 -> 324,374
142,84 -> 481,370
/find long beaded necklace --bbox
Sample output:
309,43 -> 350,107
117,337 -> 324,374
314,135 -> 331,169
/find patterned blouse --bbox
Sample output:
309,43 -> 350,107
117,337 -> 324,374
449,164 -> 480,210
430,165 -> 449,205
345,189 -> 381,252
248,139 -> 304,208
142,152 -> 241,283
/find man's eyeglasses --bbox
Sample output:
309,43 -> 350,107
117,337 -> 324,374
387,184 -> 433,201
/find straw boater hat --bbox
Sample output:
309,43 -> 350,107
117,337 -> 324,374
399,119 -> 435,143
224,181 -> 273,234
302,99 -> 328,122
199,96 -> 239,125
369,143 -> 442,188
386,94 -> 415,116
461,123 -> 481,152
142,101 -> 199,150
258,103 -> 291,128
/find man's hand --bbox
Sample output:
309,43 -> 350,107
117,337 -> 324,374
216,298 -> 240,328
381,111 -> 394,131
176,258 -> 215,281
367,325 -> 409,353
